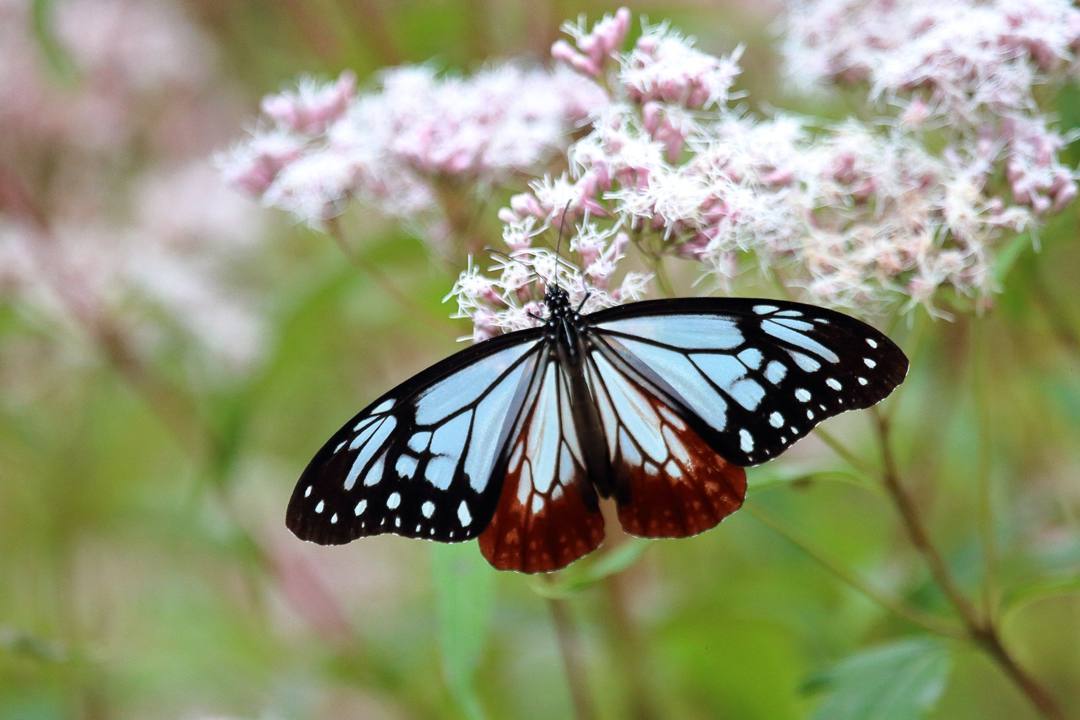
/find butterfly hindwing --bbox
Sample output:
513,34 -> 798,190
286,330 -> 543,545
479,354 -> 606,572
588,298 -> 908,467
585,344 -> 747,538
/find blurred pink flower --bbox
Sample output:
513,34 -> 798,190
261,71 -> 357,134
221,63 -> 608,237
552,7 -> 632,77
0,0 -> 270,374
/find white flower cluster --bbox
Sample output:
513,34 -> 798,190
220,63 -> 608,241
492,5 -> 1076,318
446,222 -> 652,340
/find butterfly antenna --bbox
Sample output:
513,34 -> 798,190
554,200 -> 573,291
485,247 -> 544,283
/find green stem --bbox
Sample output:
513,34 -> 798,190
545,590 -> 596,720
651,256 -> 676,298
746,503 -> 963,638
812,427 -> 878,477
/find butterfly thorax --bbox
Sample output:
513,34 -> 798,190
543,286 -> 585,364
543,285 -> 617,501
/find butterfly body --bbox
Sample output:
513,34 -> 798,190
544,286 -> 617,503
288,291 -> 908,573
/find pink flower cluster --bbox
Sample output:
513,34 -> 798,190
220,63 -> 608,237
484,6 -> 1076,319
780,0 -> 1080,216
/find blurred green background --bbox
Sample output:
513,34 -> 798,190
1,2 -> 1078,719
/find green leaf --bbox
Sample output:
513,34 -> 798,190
804,638 -> 952,720
747,463 -> 879,495
1002,575 -> 1080,623
431,543 -> 495,720
31,0 -> 78,82
992,232 -> 1033,286
529,539 -> 650,599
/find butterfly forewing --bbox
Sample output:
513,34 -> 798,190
286,330 -> 543,545
587,298 -> 908,466
479,354 -> 606,572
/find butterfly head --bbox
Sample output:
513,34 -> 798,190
543,284 -> 572,318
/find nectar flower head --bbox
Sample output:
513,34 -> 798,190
260,71 -> 357,135
621,25 -> 743,110
552,7 -> 632,77
447,224 -> 652,340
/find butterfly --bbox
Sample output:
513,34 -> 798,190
287,285 -> 908,573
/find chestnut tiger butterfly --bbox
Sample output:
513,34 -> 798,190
286,281 -> 908,573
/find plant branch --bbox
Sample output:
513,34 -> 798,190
324,217 -> 452,334
872,408 -> 1065,720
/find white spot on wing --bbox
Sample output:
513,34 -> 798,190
422,501 -> 435,518
330,513 -> 338,524
795,388 -> 812,402
354,499 -> 367,516
866,338 -> 878,348
826,378 -> 842,390
864,357 -> 877,368
304,485 -> 312,498
753,304 -> 779,314
457,500 -> 472,526
315,500 -> 325,514
386,492 -> 401,509
739,429 -> 754,452
858,377 -> 869,386
769,412 -> 784,428
765,361 -> 787,384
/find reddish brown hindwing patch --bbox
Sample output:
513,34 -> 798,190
478,467 -> 605,572
614,401 -> 747,538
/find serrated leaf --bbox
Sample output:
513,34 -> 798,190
432,543 -> 494,720
804,638 -> 952,720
